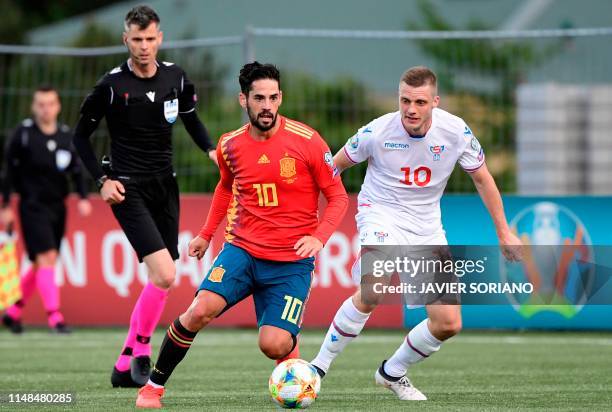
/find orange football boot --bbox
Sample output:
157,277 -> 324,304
136,384 -> 164,409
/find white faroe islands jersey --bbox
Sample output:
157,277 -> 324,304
343,108 -> 485,237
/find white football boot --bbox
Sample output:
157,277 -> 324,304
374,362 -> 427,400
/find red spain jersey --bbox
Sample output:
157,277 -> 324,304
200,116 -> 347,261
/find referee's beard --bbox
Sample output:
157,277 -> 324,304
247,106 -> 278,132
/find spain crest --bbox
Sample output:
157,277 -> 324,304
280,155 -> 297,180
208,266 -> 225,283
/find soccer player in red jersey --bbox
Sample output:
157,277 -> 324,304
136,62 -> 348,408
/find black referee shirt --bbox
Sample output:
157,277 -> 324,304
2,119 -> 87,206
75,60 -> 213,179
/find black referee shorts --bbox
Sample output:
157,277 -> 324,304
110,173 -> 180,262
19,200 -> 66,262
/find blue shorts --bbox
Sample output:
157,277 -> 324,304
198,243 -> 314,336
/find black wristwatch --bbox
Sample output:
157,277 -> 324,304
96,175 -> 109,190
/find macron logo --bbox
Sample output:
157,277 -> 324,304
146,91 -> 155,102
384,141 -> 409,150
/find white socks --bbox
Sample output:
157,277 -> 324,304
147,379 -> 164,389
311,297 -> 370,373
383,319 -> 442,378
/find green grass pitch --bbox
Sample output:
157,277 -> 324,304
1,328 -> 611,411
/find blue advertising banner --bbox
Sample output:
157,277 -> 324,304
404,196 -> 612,330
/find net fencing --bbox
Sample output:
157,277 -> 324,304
1,27 -> 610,193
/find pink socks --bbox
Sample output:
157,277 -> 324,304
132,282 -> 169,358
114,295 -> 141,371
36,266 -> 64,327
5,267 -> 37,319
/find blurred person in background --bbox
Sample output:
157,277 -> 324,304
1,85 -> 92,334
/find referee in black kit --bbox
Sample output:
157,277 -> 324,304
72,5 -> 217,388
1,85 -> 92,334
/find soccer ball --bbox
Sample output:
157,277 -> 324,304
269,359 -> 321,409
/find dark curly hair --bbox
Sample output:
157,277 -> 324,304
238,61 -> 281,95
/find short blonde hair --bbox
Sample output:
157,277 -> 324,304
400,66 -> 437,91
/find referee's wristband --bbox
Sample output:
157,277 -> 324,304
96,175 -> 109,190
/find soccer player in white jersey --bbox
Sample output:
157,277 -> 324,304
310,66 -> 522,400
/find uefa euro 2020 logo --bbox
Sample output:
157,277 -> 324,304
501,202 -> 595,318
